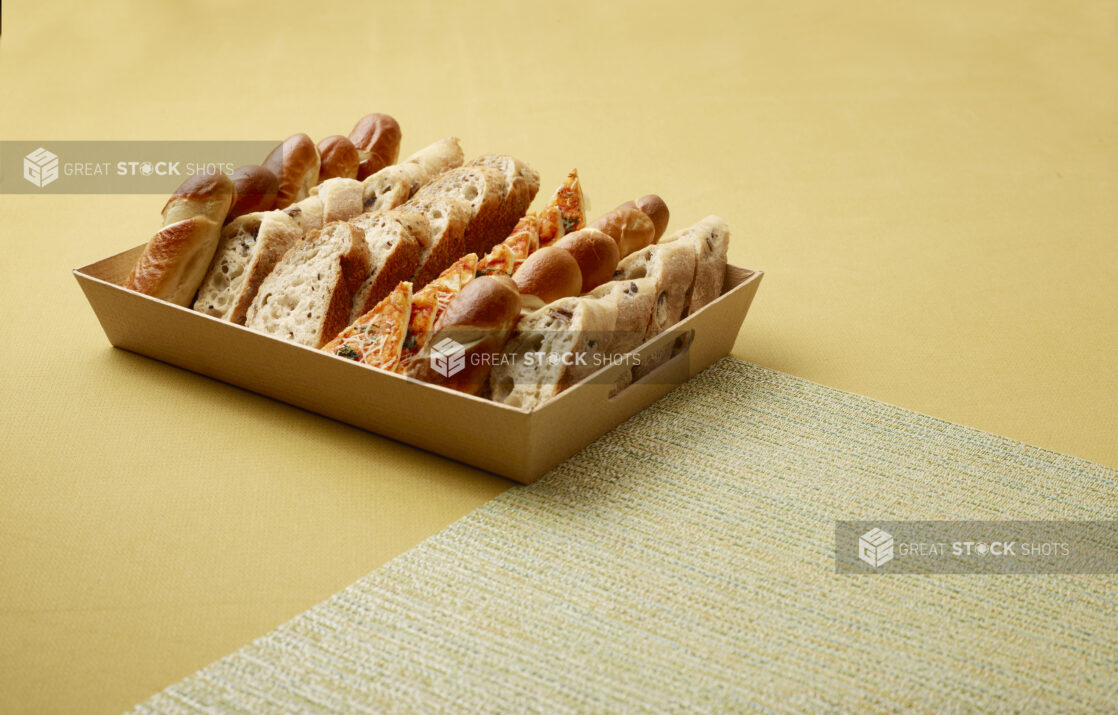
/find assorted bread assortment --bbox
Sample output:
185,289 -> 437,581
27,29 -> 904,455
123,112 -> 731,410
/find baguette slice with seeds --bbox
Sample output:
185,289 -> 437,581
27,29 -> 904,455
246,221 -> 370,348
412,165 -> 509,257
405,196 -> 472,289
348,209 -> 427,322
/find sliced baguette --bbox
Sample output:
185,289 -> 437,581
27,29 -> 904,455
246,221 -> 370,348
349,209 -> 427,322
466,154 -> 540,235
193,210 -> 303,324
404,195 -> 472,289
412,165 -> 509,257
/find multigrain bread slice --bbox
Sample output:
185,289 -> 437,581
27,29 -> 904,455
657,215 -> 730,316
412,165 -> 509,257
348,209 -> 427,322
404,195 -> 472,288
489,296 -> 618,410
245,221 -> 370,348
193,210 -> 303,324
466,154 -> 540,234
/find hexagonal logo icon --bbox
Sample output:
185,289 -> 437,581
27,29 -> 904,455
859,527 -> 894,567
430,337 -> 466,378
24,147 -> 59,188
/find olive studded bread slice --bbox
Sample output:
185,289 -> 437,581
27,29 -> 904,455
489,296 -> 618,410
348,209 -> 427,322
193,210 -> 303,324
245,221 -> 370,348
657,215 -> 730,316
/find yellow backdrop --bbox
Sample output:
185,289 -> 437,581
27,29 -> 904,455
2,0 -> 1116,711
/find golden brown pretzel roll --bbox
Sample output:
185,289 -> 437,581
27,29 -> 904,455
262,133 -> 320,209
619,194 -> 670,242
316,135 -> 360,182
405,275 -> 522,395
225,165 -> 278,223
126,170 -> 235,306
513,246 -> 582,303
348,113 -> 402,180
552,228 -> 620,292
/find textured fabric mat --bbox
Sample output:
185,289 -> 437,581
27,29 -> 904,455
135,359 -> 1118,712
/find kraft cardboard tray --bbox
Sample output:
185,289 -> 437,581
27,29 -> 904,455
75,245 -> 763,483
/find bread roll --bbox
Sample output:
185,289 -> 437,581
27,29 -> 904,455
348,113 -> 402,180
263,133 -> 320,209
124,170 -> 235,306
513,246 -> 582,303
619,194 -> 670,242
226,165 -> 278,224
589,206 -> 656,258
316,135 -> 360,182
552,228 -> 619,292
404,275 -> 522,395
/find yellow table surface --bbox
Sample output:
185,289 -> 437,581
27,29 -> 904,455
2,1 -> 1116,711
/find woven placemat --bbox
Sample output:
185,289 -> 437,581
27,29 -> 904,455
134,359 -> 1117,712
